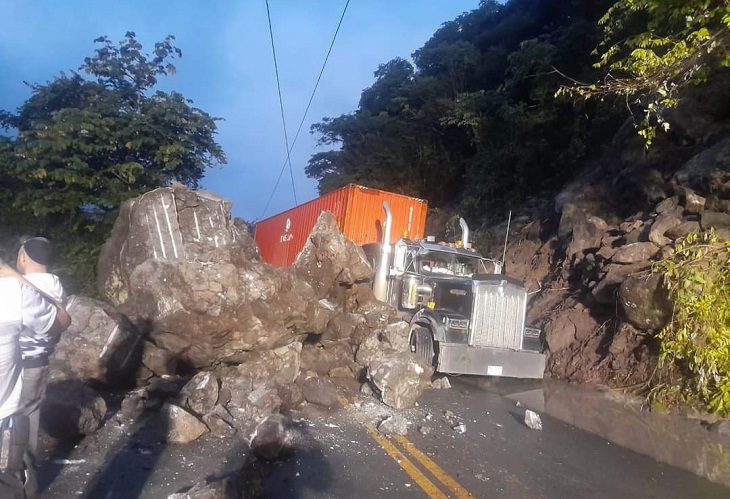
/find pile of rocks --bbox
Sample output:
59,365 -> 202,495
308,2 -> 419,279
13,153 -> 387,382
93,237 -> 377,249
504,134 -> 730,386
46,185 -> 436,447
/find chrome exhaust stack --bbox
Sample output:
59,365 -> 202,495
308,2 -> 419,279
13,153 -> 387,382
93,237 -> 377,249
459,217 -> 471,249
373,202 -> 392,302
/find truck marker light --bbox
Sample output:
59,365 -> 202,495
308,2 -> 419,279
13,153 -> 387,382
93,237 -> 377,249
427,301 -> 435,309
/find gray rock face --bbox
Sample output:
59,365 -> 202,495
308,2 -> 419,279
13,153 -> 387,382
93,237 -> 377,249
49,295 -> 139,386
367,352 -> 433,410
124,259 -> 319,368
292,211 -> 373,298
94,186 -> 328,370
98,186 -> 256,305
612,242 -> 659,264
41,381 -> 107,439
162,403 -> 209,444
619,273 -> 672,332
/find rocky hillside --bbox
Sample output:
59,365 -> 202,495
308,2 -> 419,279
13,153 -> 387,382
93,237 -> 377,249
491,73 -> 730,396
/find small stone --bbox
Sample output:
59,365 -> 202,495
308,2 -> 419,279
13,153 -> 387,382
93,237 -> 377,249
452,423 -> 466,434
251,414 -> 295,462
431,377 -> 451,390
377,415 -> 409,436
418,426 -> 432,436
360,382 -> 374,395
655,197 -> 679,214
620,220 -> 643,234
179,371 -> 219,416
162,403 -> 208,444
683,191 -> 706,214
515,401 -> 523,408
524,410 -> 543,431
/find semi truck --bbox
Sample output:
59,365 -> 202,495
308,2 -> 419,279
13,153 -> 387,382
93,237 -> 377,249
255,184 -> 545,379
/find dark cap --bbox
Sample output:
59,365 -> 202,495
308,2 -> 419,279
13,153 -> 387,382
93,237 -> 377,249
21,237 -> 53,266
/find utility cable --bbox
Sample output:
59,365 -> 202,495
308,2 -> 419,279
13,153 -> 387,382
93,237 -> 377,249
265,0 -> 298,208
258,0 -> 351,220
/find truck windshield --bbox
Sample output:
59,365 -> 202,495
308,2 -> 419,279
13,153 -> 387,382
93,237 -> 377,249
418,251 -> 487,277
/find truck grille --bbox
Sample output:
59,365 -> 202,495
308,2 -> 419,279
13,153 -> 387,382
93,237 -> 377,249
470,279 -> 527,350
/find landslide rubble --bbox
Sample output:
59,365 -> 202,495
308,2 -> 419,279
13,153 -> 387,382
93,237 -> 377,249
46,185 -> 436,470
490,94 -> 730,390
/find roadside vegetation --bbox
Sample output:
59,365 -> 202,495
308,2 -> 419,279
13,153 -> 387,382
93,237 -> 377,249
650,231 -> 730,416
0,33 -> 224,293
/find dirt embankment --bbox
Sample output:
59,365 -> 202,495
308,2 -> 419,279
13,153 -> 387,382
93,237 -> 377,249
481,74 -> 730,391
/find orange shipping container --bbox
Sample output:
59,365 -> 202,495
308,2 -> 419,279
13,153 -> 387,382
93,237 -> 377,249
255,184 -> 428,267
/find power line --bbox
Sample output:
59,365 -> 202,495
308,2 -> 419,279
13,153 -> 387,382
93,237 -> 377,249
259,0 -> 351,220
265,0 -> 297,208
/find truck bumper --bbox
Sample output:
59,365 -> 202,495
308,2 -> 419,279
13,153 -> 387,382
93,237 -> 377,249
436,343 -> 546,379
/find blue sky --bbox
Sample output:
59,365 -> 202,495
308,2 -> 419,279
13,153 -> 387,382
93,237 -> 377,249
0,0 -> 478,220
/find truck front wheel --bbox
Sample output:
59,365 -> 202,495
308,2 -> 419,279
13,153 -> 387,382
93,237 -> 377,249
411,326 -> 436,367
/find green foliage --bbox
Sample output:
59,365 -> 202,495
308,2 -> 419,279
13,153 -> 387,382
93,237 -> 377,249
0,33 -> 225,293
564,0 -> 730,144
651,230 -> 730,415
307,0 -> 622,219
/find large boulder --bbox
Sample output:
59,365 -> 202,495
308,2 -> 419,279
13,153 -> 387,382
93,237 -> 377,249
367,351 -> 433,409
292,212 -> 373,298
48,295 -> 139,386
95,186 -> 328,369
619,273 -> 672,332
673,138 -> 730,192
123,259 -> 319,368
98,186 -> 256,306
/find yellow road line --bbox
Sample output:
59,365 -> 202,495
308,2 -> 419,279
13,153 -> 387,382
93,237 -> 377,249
393,435 -> 475,499
338,396 -> 475,499
338,397 -> 447,498
363,423 -> 449,499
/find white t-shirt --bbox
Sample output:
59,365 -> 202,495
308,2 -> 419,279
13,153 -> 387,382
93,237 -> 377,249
25,272 -> 65,304
19,272 -> 65,362
0,277 -> 57,419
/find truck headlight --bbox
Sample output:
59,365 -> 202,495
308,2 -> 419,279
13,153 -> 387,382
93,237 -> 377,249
524,327 -> 541,338
447,318 -> 469,330
401,277 -> 419,309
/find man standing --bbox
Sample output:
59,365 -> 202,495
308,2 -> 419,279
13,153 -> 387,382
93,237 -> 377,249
0,258 -> 69,498
16,238 -> 66,489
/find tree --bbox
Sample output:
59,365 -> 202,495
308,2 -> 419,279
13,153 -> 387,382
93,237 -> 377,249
0,32 -> 225,292
306,0 -> 620,218
562,0 -> 730,144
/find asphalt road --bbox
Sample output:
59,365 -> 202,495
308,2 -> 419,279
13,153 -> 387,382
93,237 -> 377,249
37,377 -> 730,498
265,378 -> 730,499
